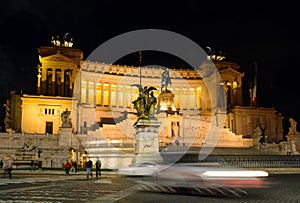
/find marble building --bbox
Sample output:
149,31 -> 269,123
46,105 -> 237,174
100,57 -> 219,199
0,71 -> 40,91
1,38 -> 284,168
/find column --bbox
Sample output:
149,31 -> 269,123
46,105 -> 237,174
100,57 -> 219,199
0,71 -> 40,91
201,85 -> 209,110
41,67 -> 47,95
123,86 -> 126,108
187,88 -> 190,110
196,87 -> 202,110
180,88 -> 183,110
194,87 -> 197,110
101,83 -> 104,107
116,84 -> 119,108
93,80 -> 97,106
108,83 -> 112,107
130,86 -> 134,110
37,68 -> 41,94
52,68 -> 56,95
61,69 -> 65,96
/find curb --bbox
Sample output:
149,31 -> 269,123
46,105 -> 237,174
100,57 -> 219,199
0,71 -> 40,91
9,169 -> 117,176
260,168 -> 300,174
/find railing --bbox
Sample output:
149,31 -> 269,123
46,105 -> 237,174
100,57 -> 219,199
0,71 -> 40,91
194,155 -> 300,168
12,160 -> 42,168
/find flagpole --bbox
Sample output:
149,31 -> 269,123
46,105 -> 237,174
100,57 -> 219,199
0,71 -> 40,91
253,62 -> 258,107
249,82 -> 253,107
139,51 -> 142,86
253,63 -> 260,127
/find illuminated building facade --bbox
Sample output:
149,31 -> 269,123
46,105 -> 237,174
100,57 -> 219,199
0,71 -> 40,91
4,41 -> 284,151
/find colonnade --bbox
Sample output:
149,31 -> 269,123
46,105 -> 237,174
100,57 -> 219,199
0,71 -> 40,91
37,67 -> 73,97
80,80 -> 205,110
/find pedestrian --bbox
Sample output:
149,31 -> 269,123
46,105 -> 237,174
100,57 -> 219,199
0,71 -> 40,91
95,159 -> 101,179
86,158 -> 93,179
72,161 -> 78,173
30,160 -> 35,172
0,159 -> 3,169
64,160 -> 72,175
38,161 -> 42,172
2,155 -> 12,179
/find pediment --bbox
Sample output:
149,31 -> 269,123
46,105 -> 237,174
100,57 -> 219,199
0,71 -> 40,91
219,67 -> 244,78
40,53 -> 74,63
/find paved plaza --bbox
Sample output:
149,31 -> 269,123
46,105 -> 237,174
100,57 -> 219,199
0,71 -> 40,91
0,170 -> 136,202
1,168 -> 300,202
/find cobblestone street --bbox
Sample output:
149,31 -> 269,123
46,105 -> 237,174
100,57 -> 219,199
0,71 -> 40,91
1,170 -> 300,202
0,171 -> 136,202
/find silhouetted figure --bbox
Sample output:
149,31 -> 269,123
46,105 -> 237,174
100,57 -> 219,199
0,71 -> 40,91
64,160 -> 72,175
2,155 -> 12,179
95,159 -> 101,179
30,160 -> 35,172
86,158 -> 93,179
259,126 -> 266,144
72,161 -> 78,173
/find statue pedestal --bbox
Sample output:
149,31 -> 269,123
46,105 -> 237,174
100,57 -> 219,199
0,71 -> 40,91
59,127 -> 73,148
132,119 -> 163,165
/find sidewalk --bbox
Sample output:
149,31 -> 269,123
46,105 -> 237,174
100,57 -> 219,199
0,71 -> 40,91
9,167 -> 300,175
10,169 -> 118,176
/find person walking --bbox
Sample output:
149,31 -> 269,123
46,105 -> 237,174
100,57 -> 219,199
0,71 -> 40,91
72,161 -> 78,173
0,160 -> 3,169
30,160 -> 35,172
86,158 -> 93,179
2,155 -> 12,179
38,161 -> 42,172
95,159 -> 101,179
64,160 -> 72,175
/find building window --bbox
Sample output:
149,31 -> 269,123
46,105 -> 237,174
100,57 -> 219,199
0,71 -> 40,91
45,108 -> 55,115
81,80 -> 87,103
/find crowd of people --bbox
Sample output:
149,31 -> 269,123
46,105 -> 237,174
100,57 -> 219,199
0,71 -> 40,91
62,158 -> 101,179
85,158 -> 101,179
1,156 -> 102,180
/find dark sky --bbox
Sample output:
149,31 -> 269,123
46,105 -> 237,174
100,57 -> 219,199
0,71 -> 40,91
0,1 -> 299,134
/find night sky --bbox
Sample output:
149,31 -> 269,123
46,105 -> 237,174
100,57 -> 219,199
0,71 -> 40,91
0,1 -> 299,134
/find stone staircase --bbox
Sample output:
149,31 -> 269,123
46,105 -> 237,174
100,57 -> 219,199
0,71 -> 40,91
217,128 -> 253,148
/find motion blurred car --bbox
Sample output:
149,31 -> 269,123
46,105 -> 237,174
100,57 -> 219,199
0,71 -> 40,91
117,162 -> 269,197
117,162 -> 168,176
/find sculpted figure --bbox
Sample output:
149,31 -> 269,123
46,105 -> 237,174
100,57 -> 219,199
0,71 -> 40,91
61,108 -> 72,127
147,91 -> 157,118
161,68 -> 172,91
131,84 -> 157,120
288,118 -> 299,134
